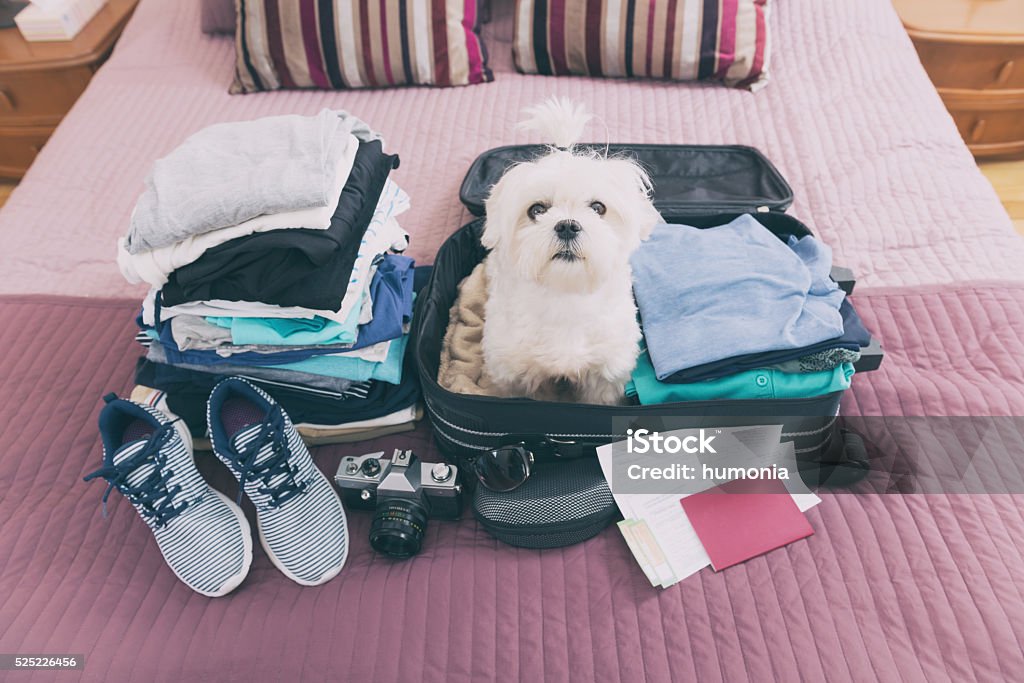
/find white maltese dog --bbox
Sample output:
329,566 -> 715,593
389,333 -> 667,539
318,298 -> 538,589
480,98 -> 663,405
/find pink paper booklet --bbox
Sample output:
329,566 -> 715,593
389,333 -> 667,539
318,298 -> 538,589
680,478 -> 814,571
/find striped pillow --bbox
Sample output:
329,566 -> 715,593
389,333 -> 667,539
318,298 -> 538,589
513,0 -> 770,89
232,1 -> 493,93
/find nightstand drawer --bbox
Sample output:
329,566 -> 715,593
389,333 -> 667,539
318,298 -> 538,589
0,66 -> 94,126
0,126 -> 53,179
913,39 -> 1024,91
944,93 -> 1024,158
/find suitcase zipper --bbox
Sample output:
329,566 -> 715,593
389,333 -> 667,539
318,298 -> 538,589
425,397 -> 838,447
431,418 -> 834,456
425,397 -> 622,440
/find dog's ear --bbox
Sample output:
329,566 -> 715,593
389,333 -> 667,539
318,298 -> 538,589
481,174 -> 516,250
634,198 -> 664,241
480,218 -> 503,250
609,159 -> 663,241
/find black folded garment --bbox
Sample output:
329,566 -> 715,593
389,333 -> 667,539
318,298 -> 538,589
159,139 -> 399,312
134,354 -> 420,437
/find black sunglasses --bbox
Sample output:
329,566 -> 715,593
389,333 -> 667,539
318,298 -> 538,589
472,443 -> 534,492
472,437 -> 598,492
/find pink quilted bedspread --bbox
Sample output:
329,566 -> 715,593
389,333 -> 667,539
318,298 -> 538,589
2,0 -> 1024,681
1,285 -> 1023,682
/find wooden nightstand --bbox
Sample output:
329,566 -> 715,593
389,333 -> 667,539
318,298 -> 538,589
0,0 -> 138,179
894,0 -> 1024,159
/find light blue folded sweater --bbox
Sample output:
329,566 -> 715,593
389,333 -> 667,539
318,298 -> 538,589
630,215 -> 846,380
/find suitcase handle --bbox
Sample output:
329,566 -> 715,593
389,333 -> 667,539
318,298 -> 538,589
826,265 -> 884,374
831,265 -> 855,295
854,337 -> 884,373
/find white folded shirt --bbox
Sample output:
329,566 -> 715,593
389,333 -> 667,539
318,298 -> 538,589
118,133 -> 360,287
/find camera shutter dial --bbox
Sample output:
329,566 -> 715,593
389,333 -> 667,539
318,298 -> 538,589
361,458 -> 382,477
431,463 -> 453,483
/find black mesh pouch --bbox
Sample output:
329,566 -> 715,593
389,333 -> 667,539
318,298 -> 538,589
472,458 -> 619,549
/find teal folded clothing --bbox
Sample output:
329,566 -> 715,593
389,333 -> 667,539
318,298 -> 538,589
205,262 -> 416,351
207,292 -> 364,347
269,333 -> 408,385
626,349 -> 854,404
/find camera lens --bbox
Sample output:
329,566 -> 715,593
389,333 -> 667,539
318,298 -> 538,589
369,498 -> 429,559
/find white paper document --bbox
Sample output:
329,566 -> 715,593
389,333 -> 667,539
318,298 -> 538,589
599,427 -> 821,589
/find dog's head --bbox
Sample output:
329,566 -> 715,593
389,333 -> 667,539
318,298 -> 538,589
481,99 -> 662,294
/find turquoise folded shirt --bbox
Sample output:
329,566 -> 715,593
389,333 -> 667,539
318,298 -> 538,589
268,332 -> 408,385
207,291 -> 365,347
626,349 -> 853,404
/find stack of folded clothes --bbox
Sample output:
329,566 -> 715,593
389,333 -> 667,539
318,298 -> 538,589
628,214 -> 871,404
118,110 -> 423,442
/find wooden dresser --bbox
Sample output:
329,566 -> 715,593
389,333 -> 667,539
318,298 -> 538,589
0,0 -> 138,179
894,0 -> 1024,159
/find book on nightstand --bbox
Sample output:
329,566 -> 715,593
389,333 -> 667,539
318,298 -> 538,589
14,0 -> 107,41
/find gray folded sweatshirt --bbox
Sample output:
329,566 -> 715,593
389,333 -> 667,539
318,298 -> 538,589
124,109 -> 380,254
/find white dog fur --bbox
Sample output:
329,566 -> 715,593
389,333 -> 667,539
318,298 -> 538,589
480,98 -> 663,405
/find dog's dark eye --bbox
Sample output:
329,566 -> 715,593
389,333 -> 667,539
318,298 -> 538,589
528,203 -> 548,220
590,201 -> 607,216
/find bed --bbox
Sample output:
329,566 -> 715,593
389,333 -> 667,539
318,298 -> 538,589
1,0 -> 1023,680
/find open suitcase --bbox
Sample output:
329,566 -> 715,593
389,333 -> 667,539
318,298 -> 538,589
411,144 -> 884,544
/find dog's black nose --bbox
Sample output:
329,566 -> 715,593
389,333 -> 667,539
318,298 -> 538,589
554,220 -> 582,241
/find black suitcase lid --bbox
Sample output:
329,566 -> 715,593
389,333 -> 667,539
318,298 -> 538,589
459,144 -> 794,220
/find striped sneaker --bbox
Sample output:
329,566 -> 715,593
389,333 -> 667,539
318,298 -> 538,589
85,393 -> 252,597
207,378 -> 348,586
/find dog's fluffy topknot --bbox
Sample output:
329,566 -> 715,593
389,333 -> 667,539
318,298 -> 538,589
517,97 -> 593,150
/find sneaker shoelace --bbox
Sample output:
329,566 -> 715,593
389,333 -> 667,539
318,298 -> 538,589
84,422 -> 191,528
229,406 -> 309,509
